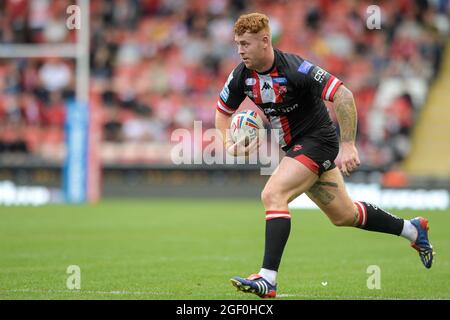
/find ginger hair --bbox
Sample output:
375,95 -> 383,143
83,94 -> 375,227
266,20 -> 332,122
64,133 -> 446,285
233,13 -> 271,36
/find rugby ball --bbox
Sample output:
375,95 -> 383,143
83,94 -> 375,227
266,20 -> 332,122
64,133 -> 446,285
230,110 -> 264,145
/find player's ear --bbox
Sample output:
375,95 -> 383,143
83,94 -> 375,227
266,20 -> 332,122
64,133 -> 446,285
262,34 -> 270,48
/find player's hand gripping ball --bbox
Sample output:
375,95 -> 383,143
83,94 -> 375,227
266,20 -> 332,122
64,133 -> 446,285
230,110 -> 264,146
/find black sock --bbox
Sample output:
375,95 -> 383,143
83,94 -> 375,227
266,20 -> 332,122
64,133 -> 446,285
262,211 -> 291,271
355,201 -> 404,236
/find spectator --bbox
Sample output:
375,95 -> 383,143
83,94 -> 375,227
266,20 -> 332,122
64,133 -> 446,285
38,58 -> 72,92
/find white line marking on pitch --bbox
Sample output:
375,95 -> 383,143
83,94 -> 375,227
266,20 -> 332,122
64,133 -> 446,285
0,289 -> 173,296
1,289 -> 444,300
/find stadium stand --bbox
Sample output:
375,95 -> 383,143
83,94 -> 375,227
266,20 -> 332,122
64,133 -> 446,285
0,0 -> 448,174
403,42 -> 450,178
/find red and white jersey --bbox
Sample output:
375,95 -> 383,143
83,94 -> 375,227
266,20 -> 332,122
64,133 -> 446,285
216,48 -> 343,147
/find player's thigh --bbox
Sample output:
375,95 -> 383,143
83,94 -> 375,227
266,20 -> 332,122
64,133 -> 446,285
262,157 -> 318,206
305,167 -> 356,225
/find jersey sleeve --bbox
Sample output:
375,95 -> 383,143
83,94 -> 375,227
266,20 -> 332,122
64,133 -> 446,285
296,60 -> 343,102
216,67 -> 246,116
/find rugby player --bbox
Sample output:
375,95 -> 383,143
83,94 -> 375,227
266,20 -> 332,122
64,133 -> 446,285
214,13 -> 434,298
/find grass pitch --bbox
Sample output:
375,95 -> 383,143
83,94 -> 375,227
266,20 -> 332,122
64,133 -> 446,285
0,199 -> 449,300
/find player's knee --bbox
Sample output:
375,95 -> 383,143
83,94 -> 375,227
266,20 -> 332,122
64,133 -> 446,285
261,187 -> 287,208
261,188 -> 275,207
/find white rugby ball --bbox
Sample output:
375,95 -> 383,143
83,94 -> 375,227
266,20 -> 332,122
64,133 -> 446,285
230,110 -> 264,145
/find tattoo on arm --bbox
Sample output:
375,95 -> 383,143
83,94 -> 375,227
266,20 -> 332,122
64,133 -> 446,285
308,181 -> 338,205
333,86 -> 357,143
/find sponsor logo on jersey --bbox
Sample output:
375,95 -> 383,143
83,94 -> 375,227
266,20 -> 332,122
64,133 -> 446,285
264,108 -> 277,115
245,78 -> 256,86
263,103 -> 299,116
262,82 -> 272,90
298,60 -> 313,74
272,77 -> 287,84
311,67 -> 327,83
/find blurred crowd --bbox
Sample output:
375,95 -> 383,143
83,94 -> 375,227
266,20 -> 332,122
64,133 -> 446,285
0,0 -> 448,170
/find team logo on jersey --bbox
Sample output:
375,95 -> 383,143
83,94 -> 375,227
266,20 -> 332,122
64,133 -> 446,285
277,86 -> 287,98
272,77 -> 287,84
245,78 -> 256,86
262,82 -> 272,90
298,60 -> 313,74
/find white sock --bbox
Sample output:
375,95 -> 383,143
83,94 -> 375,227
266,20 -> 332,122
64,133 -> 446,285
259,268 -> 277,286
401,220 -> 418,242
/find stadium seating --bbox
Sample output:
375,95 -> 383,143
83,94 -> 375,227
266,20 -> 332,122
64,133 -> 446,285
0,0 -> 448,172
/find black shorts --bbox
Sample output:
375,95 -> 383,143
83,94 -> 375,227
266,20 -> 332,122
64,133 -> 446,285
282,126 -> 339,176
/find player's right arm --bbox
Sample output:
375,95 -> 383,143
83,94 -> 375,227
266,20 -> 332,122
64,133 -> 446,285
215,110 -> 234,151
215,66 -> 257,156
215,110 -> 259,157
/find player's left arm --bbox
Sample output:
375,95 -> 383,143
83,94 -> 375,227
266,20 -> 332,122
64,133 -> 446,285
296,59 -> 360,175
332,85 -> 360,176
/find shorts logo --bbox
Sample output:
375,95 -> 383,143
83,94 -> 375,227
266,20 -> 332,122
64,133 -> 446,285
298,61 -> 313,74
293,144 -> 303,152
245,78 -> 256,86
322,160 -> 331,170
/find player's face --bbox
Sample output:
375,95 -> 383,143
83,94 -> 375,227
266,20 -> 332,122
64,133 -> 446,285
234,31 -> 268,70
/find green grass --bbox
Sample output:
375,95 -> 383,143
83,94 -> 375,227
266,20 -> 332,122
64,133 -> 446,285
0,199 -> 449,300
